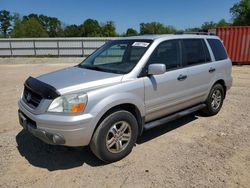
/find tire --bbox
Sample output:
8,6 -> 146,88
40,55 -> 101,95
202,83 -> 225,116
90,110 -> 138,163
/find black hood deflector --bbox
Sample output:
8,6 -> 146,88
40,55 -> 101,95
24,77 -> 60,99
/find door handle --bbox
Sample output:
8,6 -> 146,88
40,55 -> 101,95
177,74 -> 187,81
209,67 -> 216,73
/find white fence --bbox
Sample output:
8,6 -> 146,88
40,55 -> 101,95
0,37 -> 115,57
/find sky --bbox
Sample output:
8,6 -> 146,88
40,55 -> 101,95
0,0 -> 239,33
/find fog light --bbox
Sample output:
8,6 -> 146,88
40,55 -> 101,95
52,134 -> 65,145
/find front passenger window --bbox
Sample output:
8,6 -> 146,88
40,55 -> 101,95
148,40 -> 181,70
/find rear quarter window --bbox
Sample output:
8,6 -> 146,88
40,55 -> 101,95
207,39 -> 228,61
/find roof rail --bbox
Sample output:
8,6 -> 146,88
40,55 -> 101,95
175,31 -> 216,36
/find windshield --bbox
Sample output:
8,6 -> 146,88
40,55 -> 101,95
79,40 -> 152,74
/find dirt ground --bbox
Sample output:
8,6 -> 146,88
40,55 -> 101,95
0,58 -> 249,188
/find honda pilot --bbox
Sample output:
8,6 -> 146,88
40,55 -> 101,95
18,34 -> 232,162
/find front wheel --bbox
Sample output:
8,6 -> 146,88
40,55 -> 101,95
90,110 -> 138,162
202,84 -> 225,116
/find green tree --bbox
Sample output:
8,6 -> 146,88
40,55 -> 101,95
23,13 -> 39,22
63,24 -> 82,37
81,19 -> 102,37
165,25 -> 177,34
125,28 -> 138,36
12,12 -> 21,24
217,19 -> 231,27
39,15 -> 63,37
101,21 -> 117,37
185,27 -> 201,32
11,20 -> 25,37
140,22 -> 176,34
0,10 -> 12,37
23,14 -> 63,37
11,17 -> 48,37
230,0 -> 250,25
201,21 -> 217,30
140,22 -> 166,34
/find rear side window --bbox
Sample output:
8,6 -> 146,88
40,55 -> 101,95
182,39 -> 209,66
207,39 -> 228,61
148,40 -> 181,70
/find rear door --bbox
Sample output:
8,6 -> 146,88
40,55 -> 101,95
144,40 -> 190,122
181,39 -> 213,105
207,38 -> 231,90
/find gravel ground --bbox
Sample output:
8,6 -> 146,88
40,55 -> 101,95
0,58 -> 249,188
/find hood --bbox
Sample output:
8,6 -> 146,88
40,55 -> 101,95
37,66 -> 123,94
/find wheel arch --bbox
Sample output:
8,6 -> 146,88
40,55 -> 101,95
212,79 -> 227,98
92,103 -> 144,140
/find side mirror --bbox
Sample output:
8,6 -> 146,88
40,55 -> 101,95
148,64 -> 166,75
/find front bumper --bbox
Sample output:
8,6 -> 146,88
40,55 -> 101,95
18,110 -> 65,145
18,100 -> 96,146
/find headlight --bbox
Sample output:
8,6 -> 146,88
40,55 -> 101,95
48,92 -> 87,113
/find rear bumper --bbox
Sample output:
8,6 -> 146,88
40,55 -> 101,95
226,76 -> 233,91
18,100 -> 96,146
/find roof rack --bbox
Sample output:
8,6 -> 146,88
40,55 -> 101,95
175,31 -> 216,36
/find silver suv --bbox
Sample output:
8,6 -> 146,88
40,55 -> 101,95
18,34 -> 232,162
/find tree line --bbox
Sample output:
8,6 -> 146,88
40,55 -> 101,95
0,0 -> 249,38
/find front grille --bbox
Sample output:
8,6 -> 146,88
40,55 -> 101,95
23,86 -> 43,108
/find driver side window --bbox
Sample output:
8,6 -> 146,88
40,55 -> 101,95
148,40 -> 181,70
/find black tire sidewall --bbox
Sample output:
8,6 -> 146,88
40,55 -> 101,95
91,110 -> 138,162
206,84 -> 224,115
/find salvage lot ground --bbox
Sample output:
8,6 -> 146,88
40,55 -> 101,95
0,58 -> 250,188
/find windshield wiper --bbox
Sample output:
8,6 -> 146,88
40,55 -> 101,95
78,64 -> 125,74
79,64 -> 104,71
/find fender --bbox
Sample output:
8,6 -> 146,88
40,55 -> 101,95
90,92 -> 145,119
83,92 -> 145,143
206,73 -> 227,99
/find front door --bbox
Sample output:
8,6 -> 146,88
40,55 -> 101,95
144,40 -> 190,122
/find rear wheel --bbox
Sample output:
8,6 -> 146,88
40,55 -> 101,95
202,84 -> 225,116
90,110 -> 138,162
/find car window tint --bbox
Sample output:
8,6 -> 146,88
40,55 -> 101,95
182,39 -> 206,66
148,40 -> 181,70
207,39 -> 228,61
